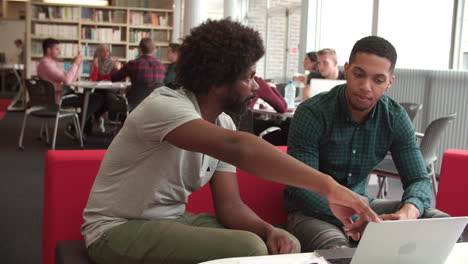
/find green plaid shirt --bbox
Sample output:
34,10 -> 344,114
284,84 -> 432,226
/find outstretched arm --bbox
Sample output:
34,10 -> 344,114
165,119 -> 380,231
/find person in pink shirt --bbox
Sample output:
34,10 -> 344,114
36,38 -> 82,104
36,38 -> 102,136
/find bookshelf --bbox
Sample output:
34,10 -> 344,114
25,2 -> 173,79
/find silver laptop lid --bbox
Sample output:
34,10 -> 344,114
350,217 -> 468,264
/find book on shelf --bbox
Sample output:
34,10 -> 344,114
81,7 -> 92,21
32,5 -> 79,20
34,24 -> 78,38
81,27 -> 122,42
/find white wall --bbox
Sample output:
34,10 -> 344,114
0,20 -> 26,63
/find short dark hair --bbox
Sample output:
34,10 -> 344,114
139,38 -> 155,55
306,51 -> 317,62
175,18 -> 265,94
168,43 -> 181,54
42,38 -> 59,55
14,39 -> 23,46
349,36 -> 397,73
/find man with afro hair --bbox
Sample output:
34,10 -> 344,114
82,19 -> 379,264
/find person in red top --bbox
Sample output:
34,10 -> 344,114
248,77 -> 287,113
90,45 -> 121,132
90,44 -> 118,81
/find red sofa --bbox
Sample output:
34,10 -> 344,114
43,147 -> 288,264
436,149 -> 468,217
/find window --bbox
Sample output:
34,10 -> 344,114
317,0 -> 373,66
378,0 -> 454,70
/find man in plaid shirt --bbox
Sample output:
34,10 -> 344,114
285,36 -> 450,252
112,38 -> 165,111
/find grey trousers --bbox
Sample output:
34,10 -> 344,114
286,199 -> 450,252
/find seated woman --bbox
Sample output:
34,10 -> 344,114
90,45 -> 121,132
296,52 -> 322,101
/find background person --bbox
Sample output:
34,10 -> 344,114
164,42 -> 181,89
36,38 -> 101,136
90,44 -> 121,133
302,48 -> 345,100
111,38 -> 165,111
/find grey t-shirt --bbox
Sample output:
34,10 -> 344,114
81,87 -> 236,247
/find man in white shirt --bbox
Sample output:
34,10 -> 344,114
82,18 -> 379,264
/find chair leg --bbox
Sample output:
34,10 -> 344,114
18,112 -> 29,150
38,121 -> 45,141
376,175 -> 387,199
51,114 -> 60,150
72,114 -> 84,149
429,163 -> 437,199
44,120 -> 50,144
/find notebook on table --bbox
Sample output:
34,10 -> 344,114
315,217 -> 468,264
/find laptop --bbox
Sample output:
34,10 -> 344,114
309,78 -> 346,98
316,217 -> 468,264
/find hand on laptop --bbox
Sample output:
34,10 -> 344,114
327,185 -> 380,241
380,203 -> 421,221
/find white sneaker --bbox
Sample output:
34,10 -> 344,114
98,117 -> 106,133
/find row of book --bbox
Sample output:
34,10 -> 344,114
129,12 -> 169,27
32,5 -> 80,20
81,27 -> 122,42
34,24 -> 79,38
81,8 -> 126,24
129,30 -> 153,43
30,42 -> 79,58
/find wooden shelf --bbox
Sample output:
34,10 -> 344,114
31,18 -> 79,24
26,2 -> 173,79
31,55 -> 75,60
83,57 -> 126,62
81,40 -> 127,45
129,25 -> 173,30
31,35 -> 80,41
80,21 -> 127,27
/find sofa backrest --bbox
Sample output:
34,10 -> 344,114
43,147 -> 287,264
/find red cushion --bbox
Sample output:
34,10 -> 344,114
436,149 -> 468,217
43,150 -> 106,264
187,146 -> 288,224
43,146 -> 288,264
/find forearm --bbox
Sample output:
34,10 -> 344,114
216,202 -> 275,240
63,63 -> 80,85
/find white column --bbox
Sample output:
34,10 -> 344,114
224,0 -> 238,20
183,0 -> 206,37
172,0 -> 181,42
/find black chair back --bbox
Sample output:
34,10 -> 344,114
126,83 -> 162,112
25,79 -> 56,108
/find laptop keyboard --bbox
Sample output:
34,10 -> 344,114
327,258 -> 352,264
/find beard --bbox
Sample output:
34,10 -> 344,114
224,93 -> 256,116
